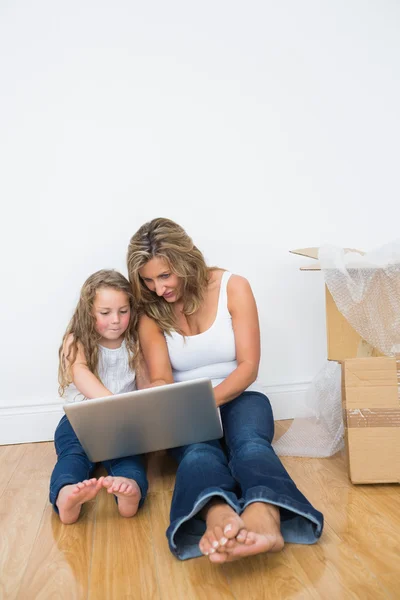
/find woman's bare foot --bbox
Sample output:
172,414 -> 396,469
222,502 -> 284,561
56,477 -> 104,524
199,500 -> 249,561
103,476 -> 141,517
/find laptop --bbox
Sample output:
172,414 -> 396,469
63,378 -> 223,462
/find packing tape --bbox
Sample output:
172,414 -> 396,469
397,353 -> 400,399
346,354 -> 400,427
346,408 -> 400,428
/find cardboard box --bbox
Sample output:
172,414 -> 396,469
290,247 -> 384,361
341,357 -> 400,484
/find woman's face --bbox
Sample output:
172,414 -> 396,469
139,256 -> 181,303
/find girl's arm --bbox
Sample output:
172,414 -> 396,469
138,315 -> 174,387
213,275 -> 260,407
64,336 -> 112,399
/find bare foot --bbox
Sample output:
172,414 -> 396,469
103,476 -> 141,517
199,500 -> 248,562
222,502 -> 284,561
56,477 -> 104,524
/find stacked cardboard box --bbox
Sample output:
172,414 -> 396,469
292,248 -> 399,484
341,357 -> 400,483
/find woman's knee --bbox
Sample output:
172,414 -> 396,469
179,441 -> 225,464
227,432 -> 274,458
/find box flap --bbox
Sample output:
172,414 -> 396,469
291,247 -> 366,271
290,247 -> 366,260
300,262 -> 322,271
290,248 -> 319,260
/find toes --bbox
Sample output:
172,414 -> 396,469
223,520 -> 241,540
236,528 -> 248,543
199,535 -> 215,556
207,531 -> 219,551
218,536 -> 228,549
209,550 -> 227,563
245,531 -> 257,545
213,525 -> 228,549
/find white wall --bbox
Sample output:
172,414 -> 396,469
1,0 -> 400,443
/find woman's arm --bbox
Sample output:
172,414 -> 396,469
64,335 -> 112,399
213,275 -> 260,407
135,353 -> 151,390
138,315 -> 174,387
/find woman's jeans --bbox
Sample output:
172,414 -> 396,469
49,415 -> 148,512
167,391 -> 324,560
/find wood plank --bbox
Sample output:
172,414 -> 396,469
88,485 -> 161,600
0,443 -> 56,600
281,453 -> 399,597
16,502 -> 96,600
146,451 -> 176,494
147,491 -> 235,600
286,523 -> 389,599
0,444 -> 27,498
221,547 -> 318,600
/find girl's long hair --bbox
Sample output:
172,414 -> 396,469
58,269 -> 139,396
127,218 -> 210,334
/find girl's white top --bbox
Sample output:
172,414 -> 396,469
165,271 -> 261,392
63,339 -> 136,403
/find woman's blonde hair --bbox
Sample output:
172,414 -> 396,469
58,269 -> 139,396
127,218 -> 210,333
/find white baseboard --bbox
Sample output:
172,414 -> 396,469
0,381 -> 311,445
262,381 -> 311,421
0,403 -> 64,445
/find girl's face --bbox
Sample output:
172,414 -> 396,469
93,288 -> 131,348
139,256 -> 181,303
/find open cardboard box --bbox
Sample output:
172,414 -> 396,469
291,248 -> 398,484
290,247 -> 384,362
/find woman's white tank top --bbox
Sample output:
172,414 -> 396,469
63,339 -> 136,403
165,271 -> 260,392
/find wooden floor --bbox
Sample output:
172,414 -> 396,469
0,423 -> 399,600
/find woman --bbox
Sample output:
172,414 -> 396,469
127,218 -> 323,562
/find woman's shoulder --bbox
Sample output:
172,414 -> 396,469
208,269 -> 252,295
138,313 -> 164,335
226,274 -> 255,312
207,268 -> 228,288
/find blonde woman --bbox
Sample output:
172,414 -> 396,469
50,270 -> 148,524
127,218 -> 323,563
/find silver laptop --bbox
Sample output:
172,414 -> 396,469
63,378 -> 223,462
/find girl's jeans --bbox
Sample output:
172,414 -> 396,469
49,415 -> 148,512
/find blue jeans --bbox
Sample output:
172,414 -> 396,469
166,391 -> 324,560
49,415 -> 148,511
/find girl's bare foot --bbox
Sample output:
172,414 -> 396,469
56,477 -> 104,524
223,502 -> 284,560
103,476 -> 141,517
199,500 -> 248,562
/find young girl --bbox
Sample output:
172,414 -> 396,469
49,269 -> 148,524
